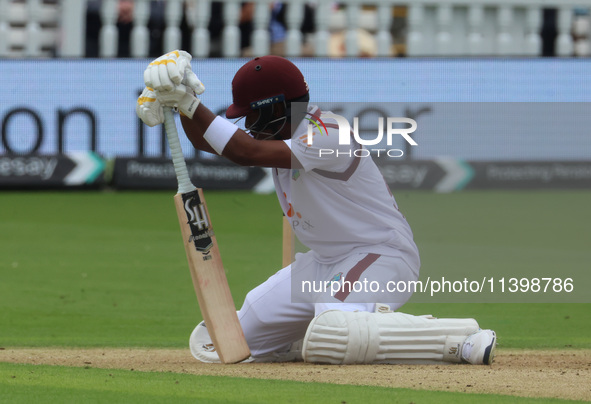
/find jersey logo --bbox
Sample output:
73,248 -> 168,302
301,112 -> 329,146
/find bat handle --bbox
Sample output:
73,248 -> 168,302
163,107 -> 196,194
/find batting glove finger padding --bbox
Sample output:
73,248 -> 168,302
136,87 -> 164,127
185,71 -> 205,95
144,50 -> 205,95
156,83 -> 201,119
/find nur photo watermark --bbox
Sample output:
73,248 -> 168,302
300,110 -> 418,158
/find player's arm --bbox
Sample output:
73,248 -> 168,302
181,103 -> 292,169
139,50 -> 293,169
177,109 -> 218,155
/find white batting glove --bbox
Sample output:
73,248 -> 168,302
136,87 -> 164,127
156,83 -> 201,119
143,50 -> 205,95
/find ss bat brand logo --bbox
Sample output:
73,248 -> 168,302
185,199 -> 209,231
182,190 -> 214,254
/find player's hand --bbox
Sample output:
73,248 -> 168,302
143,50 -> 205,95
136,87 -> 164,127
156,83 -> 201,119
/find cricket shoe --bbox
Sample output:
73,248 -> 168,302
461,329 -> 496,365
190,321 -> 254,364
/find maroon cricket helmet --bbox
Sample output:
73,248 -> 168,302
226,56 -> 309,119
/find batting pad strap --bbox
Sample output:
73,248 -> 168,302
203,116 -> 239,154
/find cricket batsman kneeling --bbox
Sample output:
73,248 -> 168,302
137,51 -> 497,365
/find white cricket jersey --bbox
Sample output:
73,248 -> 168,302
273,105 -> 420,270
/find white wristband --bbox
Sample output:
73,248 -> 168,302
203,116 -> 239,154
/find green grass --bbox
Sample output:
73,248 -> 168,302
0,362 -> 578,404
1,190 -> 590,348
1,190 -> 590,402
0,191 -> 283,347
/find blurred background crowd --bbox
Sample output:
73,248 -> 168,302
1,0 -> 590,58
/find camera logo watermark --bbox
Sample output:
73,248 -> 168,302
304,112 -> 418,158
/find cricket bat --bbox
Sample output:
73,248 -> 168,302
162,108 -> 250,364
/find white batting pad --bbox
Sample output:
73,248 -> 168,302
302,310 -> 479,365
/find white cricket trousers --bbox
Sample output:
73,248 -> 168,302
237,250 -> 419,358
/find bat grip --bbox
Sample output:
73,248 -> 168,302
163,108 -> 196,194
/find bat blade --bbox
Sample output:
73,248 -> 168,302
174,188 -> 250,364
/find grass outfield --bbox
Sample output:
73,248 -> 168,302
1,190 -> 590,401
0,362 -> 576,404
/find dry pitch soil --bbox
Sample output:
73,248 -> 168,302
1,348 -> 590,401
